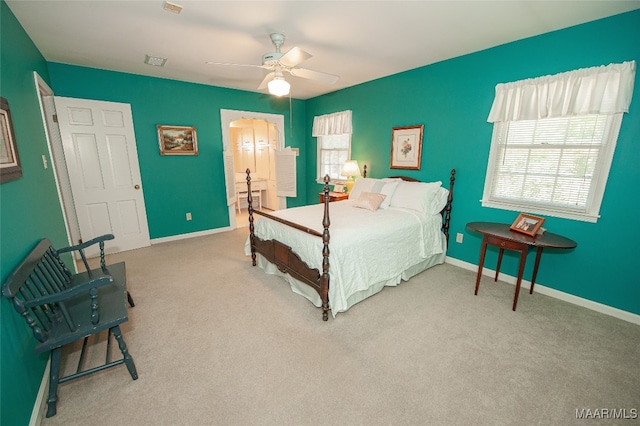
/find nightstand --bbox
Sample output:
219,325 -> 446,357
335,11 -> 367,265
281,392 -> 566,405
319,191 -> 350,203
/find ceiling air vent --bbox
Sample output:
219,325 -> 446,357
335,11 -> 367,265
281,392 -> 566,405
144,55 -> 167,67
163,1 -> 183,14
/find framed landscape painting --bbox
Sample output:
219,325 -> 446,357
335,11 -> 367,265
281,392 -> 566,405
157,125 -> 198,156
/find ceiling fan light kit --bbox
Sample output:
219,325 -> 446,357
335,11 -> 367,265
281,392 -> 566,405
207,33 -> 338,96
268,76 -> 290,97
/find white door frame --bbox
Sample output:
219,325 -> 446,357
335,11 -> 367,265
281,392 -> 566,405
220,109 -> 285,229
33,72 -> 78,248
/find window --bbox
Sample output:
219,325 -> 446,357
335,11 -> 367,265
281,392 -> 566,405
482,61 -> 635,223
312,110 -> 353,183
482,113 -> 621,222
317,133 -> 351,181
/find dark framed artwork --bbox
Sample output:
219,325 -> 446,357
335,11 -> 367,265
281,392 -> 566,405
510,213 -> 545,237
0,97 -> 22,183
390,124 -> 423,170
157,125 -> 198,156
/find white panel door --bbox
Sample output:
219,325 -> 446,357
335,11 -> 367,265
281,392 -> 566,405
54,97 -> 150,256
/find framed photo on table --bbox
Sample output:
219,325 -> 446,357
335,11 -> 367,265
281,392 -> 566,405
390,124 -> 423,170
1,97 -> 22,183
510,213 -> 545,237
157,125 -> 198,156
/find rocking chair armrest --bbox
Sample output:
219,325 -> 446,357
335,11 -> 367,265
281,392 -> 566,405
23,275 -> 114,309
56,234 -> 115,255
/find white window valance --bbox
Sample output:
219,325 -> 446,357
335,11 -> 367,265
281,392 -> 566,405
312,110 -> 352,136
487,61 -> 636,123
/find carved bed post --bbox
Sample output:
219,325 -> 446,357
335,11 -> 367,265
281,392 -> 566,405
363,164 -> 367,178
246,169 -> 257,266
442,169 -> 456,246
321,174 -> 331,321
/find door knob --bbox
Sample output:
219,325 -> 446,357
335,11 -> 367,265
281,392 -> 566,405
134,185 -> 140,189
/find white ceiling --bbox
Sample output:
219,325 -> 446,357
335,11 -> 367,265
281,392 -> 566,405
7,1 -> 640,100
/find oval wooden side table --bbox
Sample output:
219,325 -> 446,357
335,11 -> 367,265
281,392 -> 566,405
466,221 -> 577,311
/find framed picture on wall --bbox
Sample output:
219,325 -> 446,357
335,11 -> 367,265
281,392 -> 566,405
390,124 -> 423,170
510,213 -> 545,237
0,97 -> 22,183
157,125 -> 198,156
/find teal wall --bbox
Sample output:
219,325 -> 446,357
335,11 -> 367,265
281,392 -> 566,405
2,1 -> 308,423
47,63 -> 308,239
2,2 -> 639,424
0,2 -> 70,425
305,10 -> 640,316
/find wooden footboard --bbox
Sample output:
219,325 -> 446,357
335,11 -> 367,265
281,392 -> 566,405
247,170 -> 332,320
246,168 -> 456,321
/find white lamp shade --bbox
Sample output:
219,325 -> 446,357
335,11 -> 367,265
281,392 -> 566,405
268,78 -> 290,97
341,160 -> 361,177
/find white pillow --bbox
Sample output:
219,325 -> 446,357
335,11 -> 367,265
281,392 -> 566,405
349,178 -> 380,200
378,181 -> 399,209
353,192 -> 386,211
348,177 -> 402,208
389,180 -> 442,214
429,187 -> 450,215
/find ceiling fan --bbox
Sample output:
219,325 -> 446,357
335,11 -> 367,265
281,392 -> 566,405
207,33 -> 339,96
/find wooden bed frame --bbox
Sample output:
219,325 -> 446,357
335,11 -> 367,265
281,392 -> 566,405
246,167 -> 456,321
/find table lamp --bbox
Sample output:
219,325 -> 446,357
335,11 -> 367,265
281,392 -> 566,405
341,160 -> 361,193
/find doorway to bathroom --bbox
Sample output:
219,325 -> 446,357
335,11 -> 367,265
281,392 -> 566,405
220,110 -> 285,229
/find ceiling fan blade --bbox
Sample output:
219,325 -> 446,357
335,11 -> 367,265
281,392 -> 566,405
279,46 -> 312,68
257,72 -> 275,90
288,68 -> 339,84
206,61 -> 267,69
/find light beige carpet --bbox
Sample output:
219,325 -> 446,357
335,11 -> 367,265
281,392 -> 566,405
40,229 -> 639,425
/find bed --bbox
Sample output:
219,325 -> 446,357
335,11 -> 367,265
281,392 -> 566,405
244,167 -> 456,321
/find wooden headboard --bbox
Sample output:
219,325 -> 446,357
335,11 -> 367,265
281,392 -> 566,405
362,165 -> 418,182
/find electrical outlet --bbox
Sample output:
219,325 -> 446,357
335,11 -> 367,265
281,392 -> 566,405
186,212 -> 192,221
42,155 -> 48,169
456,233 -> 463,243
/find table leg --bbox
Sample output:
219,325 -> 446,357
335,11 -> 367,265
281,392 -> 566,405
512,246 -> 528,311
495,248 -> 504,281
474,237 -> 488,295
530,247 -> 543,294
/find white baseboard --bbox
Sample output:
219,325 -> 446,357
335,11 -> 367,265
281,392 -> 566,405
445,256 -> 640,326
30,358 -> 49,426
150,226 -> 232,245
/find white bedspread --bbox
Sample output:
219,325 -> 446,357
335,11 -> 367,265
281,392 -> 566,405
244,200 -> 445,316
